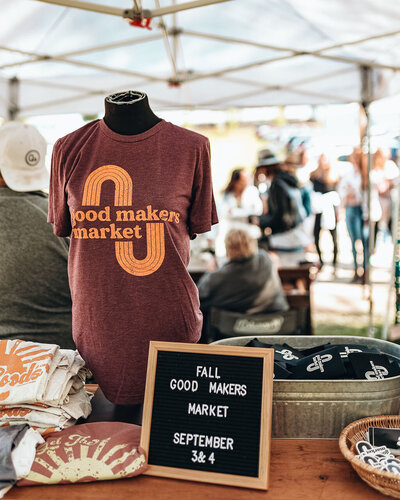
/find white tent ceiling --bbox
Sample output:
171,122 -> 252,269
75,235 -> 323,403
1,0 -> 400,117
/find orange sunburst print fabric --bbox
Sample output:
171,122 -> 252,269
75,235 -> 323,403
18,422 -> 147,485
0,340 -> 57,405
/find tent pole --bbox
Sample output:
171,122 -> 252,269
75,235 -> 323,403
199,81 -> 347,107
61,33 -> 163,58
382,173 -> 400,340
183,30 -> 400,72
21,88 -> 177,114
0,45 -> 165,82
8,77 -> 19,121
184,28 -> 400,59
217,68 -> 354,93
34,0 -> 124,16
391,180 -> 400,340
361,66 -> 375,337
172,0 -> 178,63
185,52 -> 399,85
149,0 -> 230,17
33,0 -> 231,19
154,0 -> 178,81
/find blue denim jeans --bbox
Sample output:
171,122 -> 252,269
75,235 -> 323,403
345,205 -> 368,270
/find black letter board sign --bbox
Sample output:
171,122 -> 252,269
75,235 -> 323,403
140,341 -> 273,490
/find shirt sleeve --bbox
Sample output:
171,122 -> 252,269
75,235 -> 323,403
385,160 -> 399,180
47,140 -> 72,237
188,139 -> 219,239
239,186 -> 263,216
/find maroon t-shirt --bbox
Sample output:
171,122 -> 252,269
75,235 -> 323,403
48,119 -> 218,404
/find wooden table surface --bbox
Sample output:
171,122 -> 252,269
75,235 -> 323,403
6,385 -> 385,499
7,439 -> 384,500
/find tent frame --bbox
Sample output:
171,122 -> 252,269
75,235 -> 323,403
34,0 -> 231,19
3,0 -> 397,337
1,1 -> 400,116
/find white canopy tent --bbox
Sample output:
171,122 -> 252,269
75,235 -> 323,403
1,0 -> 400,118
2,0 -> 400,339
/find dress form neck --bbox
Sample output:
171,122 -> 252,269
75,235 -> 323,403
103,91 -> 161,135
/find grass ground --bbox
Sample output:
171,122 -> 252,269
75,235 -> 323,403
314,320 -> 383,338
312,276 -> 391,339
309,221 -> 396,341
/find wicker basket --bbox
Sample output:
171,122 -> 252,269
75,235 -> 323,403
339,415 -> 400,498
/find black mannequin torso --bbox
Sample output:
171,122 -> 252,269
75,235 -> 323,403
103,91 -> 161,135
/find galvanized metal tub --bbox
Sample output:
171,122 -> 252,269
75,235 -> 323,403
212,336 -> 400,439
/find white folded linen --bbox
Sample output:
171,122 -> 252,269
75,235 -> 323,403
0,339 -> 93,436
0,340 -> 90,406
0,390 -> 93,430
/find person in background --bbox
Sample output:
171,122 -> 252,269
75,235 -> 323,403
310,154 -> 340,268
371,148 -> 399,244
253,149 -> 283,251
255,152 -> 310,267
198,226 -> 288,316
295,145 -> 315,249
338,147 -> 368,283
0,122 -> 74,349
216,167 -> 262,257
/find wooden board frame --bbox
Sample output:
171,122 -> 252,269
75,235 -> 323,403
140,341 -> 274,490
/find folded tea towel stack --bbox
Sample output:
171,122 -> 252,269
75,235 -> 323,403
0,339 -> 92,434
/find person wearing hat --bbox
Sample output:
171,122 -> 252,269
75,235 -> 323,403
254,149 -> 283,179
0,122 -> 74,349
252,150 -> 310,266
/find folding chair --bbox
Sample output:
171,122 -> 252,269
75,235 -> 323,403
206,307 -> 307,343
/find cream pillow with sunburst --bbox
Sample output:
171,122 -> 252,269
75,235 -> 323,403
17,422 -> 147,485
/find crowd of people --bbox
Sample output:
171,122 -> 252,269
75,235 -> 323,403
193,143 -> 400,331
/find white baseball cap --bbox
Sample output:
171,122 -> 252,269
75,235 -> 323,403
0,121 -> 49,192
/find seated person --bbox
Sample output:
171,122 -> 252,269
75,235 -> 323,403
197,227 -> 288,314
0,122 -> 74,349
